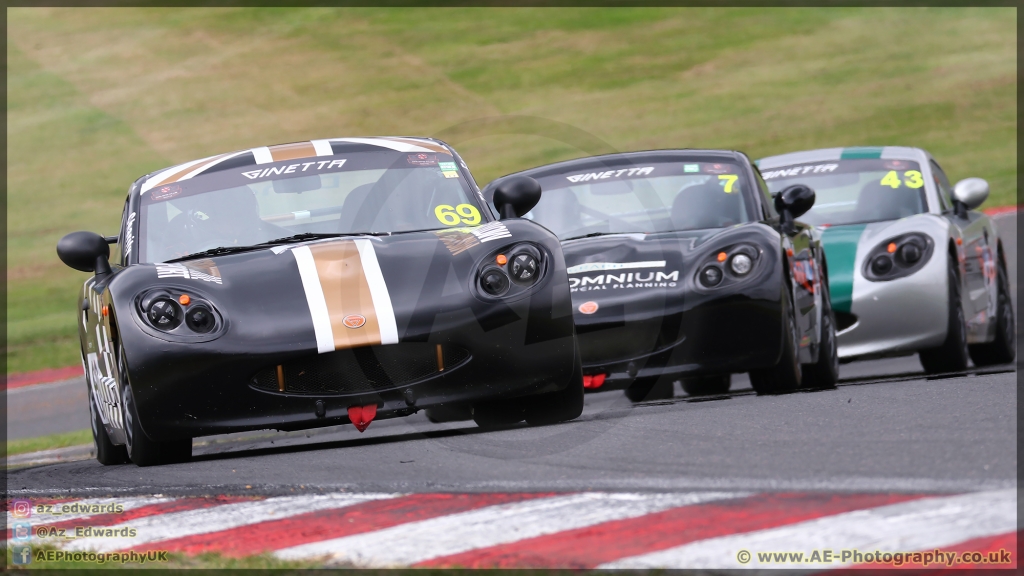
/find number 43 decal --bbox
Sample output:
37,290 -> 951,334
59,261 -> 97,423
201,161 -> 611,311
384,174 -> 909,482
435,204 -> 482,226
880,170 -> 924,189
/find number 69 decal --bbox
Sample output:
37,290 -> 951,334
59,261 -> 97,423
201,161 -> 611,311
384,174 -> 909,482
435,204 -> 482,226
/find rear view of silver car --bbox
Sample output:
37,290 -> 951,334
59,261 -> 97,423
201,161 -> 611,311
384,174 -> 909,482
757,146 -> 1014,373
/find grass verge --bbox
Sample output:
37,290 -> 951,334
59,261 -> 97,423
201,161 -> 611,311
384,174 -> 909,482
6,430 -> 92,458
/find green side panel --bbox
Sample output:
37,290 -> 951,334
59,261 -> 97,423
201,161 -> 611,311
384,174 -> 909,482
820,224 -> 868,314
840,147 -> 883,160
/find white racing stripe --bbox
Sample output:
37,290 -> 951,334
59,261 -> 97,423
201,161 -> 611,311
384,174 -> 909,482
251,146 -> 274,164
310,139 -> 335,156
6,497 -> 173,528
140,157 -> 216,193
179,150 -> 248,181
63,493 -> 393,553
328,137 -> 433,153
275,491 -> 744,567
292,246 -> 335,353
601,489 -> 1017,569
354,239 -> 399,345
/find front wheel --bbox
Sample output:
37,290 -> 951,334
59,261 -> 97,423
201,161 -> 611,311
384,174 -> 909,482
749,285 -> 802,394
524,344 -> 585,426
968,258 -> 1016,367
89,381 -> 128,466
920,255 -> 970,374
119,346 -> 191,467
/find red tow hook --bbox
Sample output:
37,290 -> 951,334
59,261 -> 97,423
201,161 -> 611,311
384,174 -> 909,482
348,404 -> 377,432
583,373 -> 607,390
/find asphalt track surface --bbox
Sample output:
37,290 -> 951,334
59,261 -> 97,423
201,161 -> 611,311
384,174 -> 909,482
6,214 -> 1017,498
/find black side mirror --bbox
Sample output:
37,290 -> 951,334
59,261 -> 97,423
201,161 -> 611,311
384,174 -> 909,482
57,231 -> 112,276
493,176 -> 542,219
774,184 -> 815,234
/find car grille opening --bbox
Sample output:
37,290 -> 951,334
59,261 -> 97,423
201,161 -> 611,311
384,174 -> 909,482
251,343 -> 470,395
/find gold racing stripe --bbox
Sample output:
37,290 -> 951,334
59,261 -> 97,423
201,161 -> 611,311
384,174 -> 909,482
150,152 -> 234,188
268,141 -> 319,162
307,241 -> 383,350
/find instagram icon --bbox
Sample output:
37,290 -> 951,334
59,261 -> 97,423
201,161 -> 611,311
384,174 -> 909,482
11,499 -> 32,519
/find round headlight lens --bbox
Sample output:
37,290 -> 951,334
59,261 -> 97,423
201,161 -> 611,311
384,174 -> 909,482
730,253 -> 753,275
147,298 -> 182,329
871,255 -> 894,275
900,243 -> 922,264
700,266 -> 723,287
480,269 -> 510,296
185,305 -> 216,333
509,252 -> 539,283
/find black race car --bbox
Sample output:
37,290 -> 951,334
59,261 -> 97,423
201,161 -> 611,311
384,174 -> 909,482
57,136 -> 583,467
483,150 -> 838,401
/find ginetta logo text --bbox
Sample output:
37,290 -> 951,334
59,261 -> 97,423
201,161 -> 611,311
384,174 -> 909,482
242,159 -> 347,180
566,166 -> 654,183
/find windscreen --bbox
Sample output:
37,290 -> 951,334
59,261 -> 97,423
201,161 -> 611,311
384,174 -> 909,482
762,158 -> 927,226
524,160 -> 753,240
139,151 -> 483,263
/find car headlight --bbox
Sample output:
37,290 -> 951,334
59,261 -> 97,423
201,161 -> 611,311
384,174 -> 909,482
474,242 -> 546,301
863,233 -> 934,281
730,253 -> 753,275
696,244 -> 761,289
146,297 -> 182,329
138,289 -> 222,336
479,268 -> 511,296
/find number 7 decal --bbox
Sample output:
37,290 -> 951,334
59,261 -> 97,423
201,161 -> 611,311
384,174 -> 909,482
718,174 -> 739,193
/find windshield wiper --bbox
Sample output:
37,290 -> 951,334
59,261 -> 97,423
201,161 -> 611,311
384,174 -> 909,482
164,245 -> 269,263
164,232 -> 395,263
562,232 -> 645,241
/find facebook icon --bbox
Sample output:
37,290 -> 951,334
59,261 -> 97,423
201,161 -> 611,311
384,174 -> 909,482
11,545 -> 32,565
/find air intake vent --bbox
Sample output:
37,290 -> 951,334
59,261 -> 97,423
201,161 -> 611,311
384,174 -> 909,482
251,343 -> 470,395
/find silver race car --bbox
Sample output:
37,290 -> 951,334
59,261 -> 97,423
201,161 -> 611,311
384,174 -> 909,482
756,147 -> 1014,373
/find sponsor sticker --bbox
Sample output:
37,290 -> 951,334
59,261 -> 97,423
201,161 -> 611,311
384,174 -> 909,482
343,314 -> 366,329
578,301 -> 599,314
152,184 -> 182,201
567,261 -> 666,275
435,221 -> 512,255
155,262 -> 223,284
407,153 -> 438,166
703,163 -> 733,174
684,164 -> 700,173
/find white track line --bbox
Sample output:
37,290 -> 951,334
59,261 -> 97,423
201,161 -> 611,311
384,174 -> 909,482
601,489 -> 1017,569
275,491 -> 745,567
6,496 -> 172,528
63,493 -> 395,552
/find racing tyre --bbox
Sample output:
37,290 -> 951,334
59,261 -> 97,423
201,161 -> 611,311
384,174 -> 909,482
919,256 -> 970,374
624,375 -> 674,402
119,346 -> 192,467
801,278 -> 839,390
681,375 -> 730,396
524,344 -> 585,425
89,379 -> 129,465
749,286 -> 801,394
968,258 -> 1016,367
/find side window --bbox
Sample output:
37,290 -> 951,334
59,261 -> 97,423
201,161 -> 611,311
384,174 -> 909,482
753,168 -> 778,219
930,159 -> 953,211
